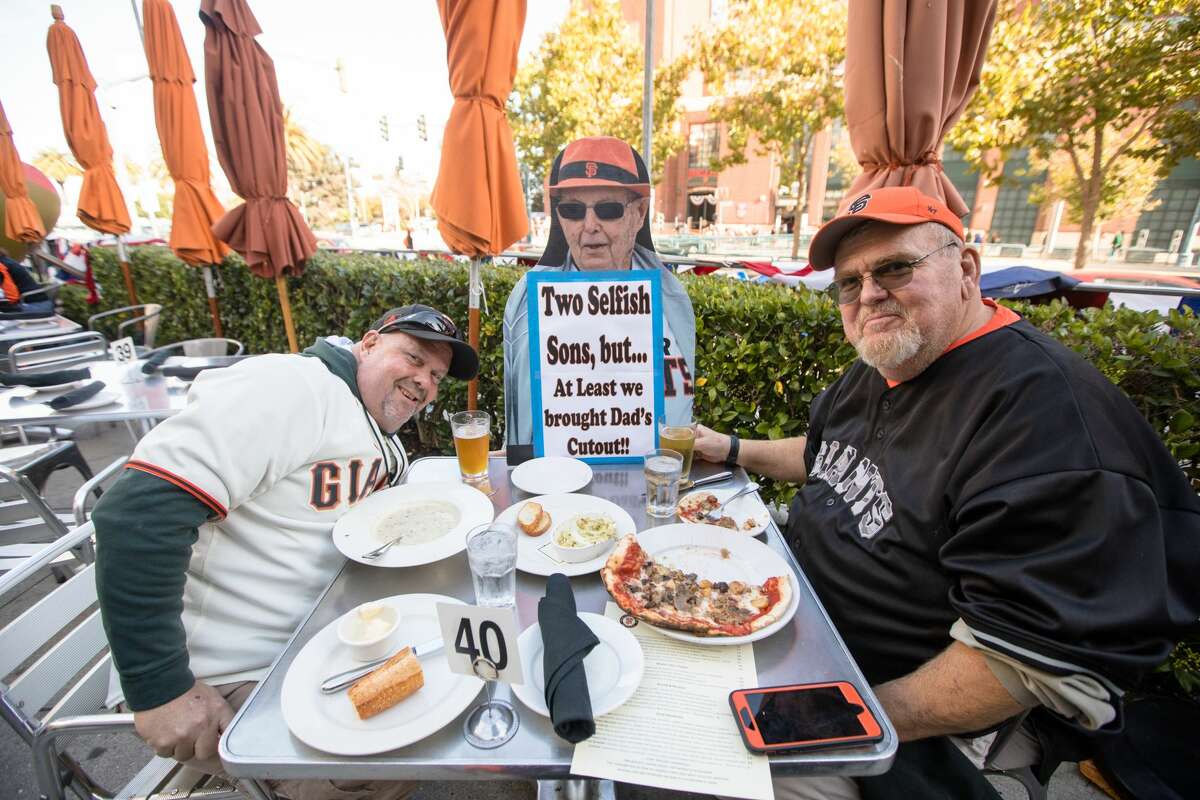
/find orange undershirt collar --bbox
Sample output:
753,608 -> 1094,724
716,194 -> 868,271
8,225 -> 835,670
884,300 -> 1020,388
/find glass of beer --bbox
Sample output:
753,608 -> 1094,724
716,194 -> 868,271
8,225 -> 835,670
658,420 -> 697,481
450,410 -> 490,486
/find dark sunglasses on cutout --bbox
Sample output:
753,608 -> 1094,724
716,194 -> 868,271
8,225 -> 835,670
555,199 -> 637,221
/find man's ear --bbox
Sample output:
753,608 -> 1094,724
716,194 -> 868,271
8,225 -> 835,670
635,196 -> 650,222
959,245 -> 982,297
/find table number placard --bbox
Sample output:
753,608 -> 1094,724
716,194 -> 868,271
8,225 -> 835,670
526,270 -> 664,464
435,602 -> 524,685
110,336 -> 137,363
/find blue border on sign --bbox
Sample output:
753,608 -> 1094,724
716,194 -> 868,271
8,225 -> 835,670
526,270 -> 664,464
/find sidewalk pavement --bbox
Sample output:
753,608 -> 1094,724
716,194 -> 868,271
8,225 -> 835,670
2,421 -> 1107,800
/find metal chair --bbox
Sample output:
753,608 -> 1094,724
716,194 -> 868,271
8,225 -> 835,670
7,331 -> 109,373
87,304 -> 164,350
148,337 -> 245,357
0,520 -> 246,800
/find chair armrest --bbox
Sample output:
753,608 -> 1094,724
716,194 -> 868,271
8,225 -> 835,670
73,456 -> 130,526
0,522 -> 95,598
32,712 -> 136,800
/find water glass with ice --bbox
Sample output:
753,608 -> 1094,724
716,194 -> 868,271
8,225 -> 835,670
644,448 -> 684,518
466,524 -> 518,607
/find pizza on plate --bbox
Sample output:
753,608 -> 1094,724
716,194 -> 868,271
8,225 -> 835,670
677,492 -> 761,532
600,535 -> 792,637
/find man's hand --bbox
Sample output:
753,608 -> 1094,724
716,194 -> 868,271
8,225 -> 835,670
134,680 -> 234,762
694,424 -> 732,464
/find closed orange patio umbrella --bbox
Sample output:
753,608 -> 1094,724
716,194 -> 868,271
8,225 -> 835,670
0,99 -> 47,246
842,0 -> 997,215
431,0 -> 528,409
47,5 -> 139,304
144,0 -> 230,336
200,0 -> 315,353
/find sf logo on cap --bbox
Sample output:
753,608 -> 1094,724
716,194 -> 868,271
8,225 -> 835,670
849,193 -> 871,213
585,161 -> 598,178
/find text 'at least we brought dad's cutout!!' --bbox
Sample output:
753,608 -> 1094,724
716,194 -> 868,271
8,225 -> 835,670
527,270 -> 665,464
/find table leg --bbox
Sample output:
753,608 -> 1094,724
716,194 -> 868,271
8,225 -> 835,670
536,778 -> 615,800
235,777 -> 279,800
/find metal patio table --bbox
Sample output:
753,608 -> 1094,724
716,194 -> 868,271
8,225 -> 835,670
0,355 -> 247,428
0,315 -> 81,352
220,456 -> 896,796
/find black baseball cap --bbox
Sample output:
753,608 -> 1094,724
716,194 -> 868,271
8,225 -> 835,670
369,304 -> 478,380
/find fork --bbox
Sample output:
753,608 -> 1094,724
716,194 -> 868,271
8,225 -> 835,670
704,482 -> 760,522
361,535 -> 405,560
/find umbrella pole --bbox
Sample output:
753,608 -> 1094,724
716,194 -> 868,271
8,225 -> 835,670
115,237 -> 140,305
275,274 -> 299,353
202,265 -> 224,337
467,258 -> 481,411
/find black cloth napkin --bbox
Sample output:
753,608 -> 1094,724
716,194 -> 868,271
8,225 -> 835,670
48,380 -> 105,410
141,349 -> 172,374
538,573 -> 600,743
0,368 -> 90,387
161,365 -> 218,381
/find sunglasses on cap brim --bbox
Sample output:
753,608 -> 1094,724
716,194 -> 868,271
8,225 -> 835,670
555,200 -> 638,221
377,309 -> 463,341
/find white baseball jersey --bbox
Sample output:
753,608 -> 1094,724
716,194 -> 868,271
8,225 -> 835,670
107,349 -> 406,701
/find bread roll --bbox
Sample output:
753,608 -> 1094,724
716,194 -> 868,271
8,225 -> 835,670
348,646 -> 424,719
518,501 -> 543,534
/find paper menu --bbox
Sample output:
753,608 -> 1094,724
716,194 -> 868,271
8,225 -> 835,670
570,604 -> 774,800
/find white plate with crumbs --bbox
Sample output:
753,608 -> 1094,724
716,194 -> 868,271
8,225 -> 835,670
333,481 -> 494,567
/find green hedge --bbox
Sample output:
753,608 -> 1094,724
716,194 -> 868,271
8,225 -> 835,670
69,245 -> 1199,495
66,245 -> 1200,695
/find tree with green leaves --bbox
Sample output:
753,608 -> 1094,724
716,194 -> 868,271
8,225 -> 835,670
693,0 -> 846,258
949,1 -> 1200,269
282,109 -> 348,230
509,0 -> 687,192
32,148 -> 81,190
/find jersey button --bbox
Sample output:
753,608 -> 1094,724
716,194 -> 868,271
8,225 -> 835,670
825,498 -> 835,506
875,429 -> 885,440
882,399 -> 892,411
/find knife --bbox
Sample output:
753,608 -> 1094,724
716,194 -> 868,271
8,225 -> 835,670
320,637 -> 444,694
687,471 -> 733,490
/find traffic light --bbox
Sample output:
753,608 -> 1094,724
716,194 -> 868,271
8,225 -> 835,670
416,114 -> 427,141
378,115 -> 389,142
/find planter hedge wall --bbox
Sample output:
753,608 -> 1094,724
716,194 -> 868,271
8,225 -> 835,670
66,245 -> 1200,695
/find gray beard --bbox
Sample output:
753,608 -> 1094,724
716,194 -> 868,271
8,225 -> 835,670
855,322 -> 925,372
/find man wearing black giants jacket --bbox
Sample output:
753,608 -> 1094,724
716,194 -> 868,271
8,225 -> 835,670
696,186 -> 1200,800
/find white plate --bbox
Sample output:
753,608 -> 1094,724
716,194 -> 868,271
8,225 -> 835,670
333,482 -> 494,567
500,494 -> 635,576
630,523 -> 800,646
511,612 -> 644,718
48,390 -> 119,411
511,457 -> 593,495
677,487 -> 771,536
280,593 -> 483,755
31,379 -> 88,394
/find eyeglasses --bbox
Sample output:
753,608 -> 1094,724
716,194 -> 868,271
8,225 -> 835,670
377,308 -> 463,341
828,242 -> 959,305
555,200 -> 636,221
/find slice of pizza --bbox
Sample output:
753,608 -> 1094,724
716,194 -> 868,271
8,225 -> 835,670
600,535 -> 792,637
676,491 -> 721,524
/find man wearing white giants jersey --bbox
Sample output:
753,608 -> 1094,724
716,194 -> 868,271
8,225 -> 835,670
94,305 -> 477,798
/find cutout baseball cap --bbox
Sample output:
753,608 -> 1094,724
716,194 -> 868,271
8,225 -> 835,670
369,304 -> 478,380
546,136 -> 651,197
807,186 -> 965,270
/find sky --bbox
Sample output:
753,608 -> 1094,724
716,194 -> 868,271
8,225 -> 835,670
2,0 -> 570,186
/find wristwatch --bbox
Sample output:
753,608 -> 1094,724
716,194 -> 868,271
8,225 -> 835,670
724,433 -> 740,468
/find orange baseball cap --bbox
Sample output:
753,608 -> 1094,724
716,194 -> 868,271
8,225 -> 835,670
547,136 -> 651,197
807,186 -> 965,270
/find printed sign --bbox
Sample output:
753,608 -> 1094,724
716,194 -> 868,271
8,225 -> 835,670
527,270 -> 664,464
435,602 -> 524,685
110,337 -> 137,363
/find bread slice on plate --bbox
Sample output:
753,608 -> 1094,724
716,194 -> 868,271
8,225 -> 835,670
347,647 -> 424,719
518,501 -> 552,536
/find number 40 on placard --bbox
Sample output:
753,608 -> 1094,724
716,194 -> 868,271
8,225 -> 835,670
435,602 -> 525,685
